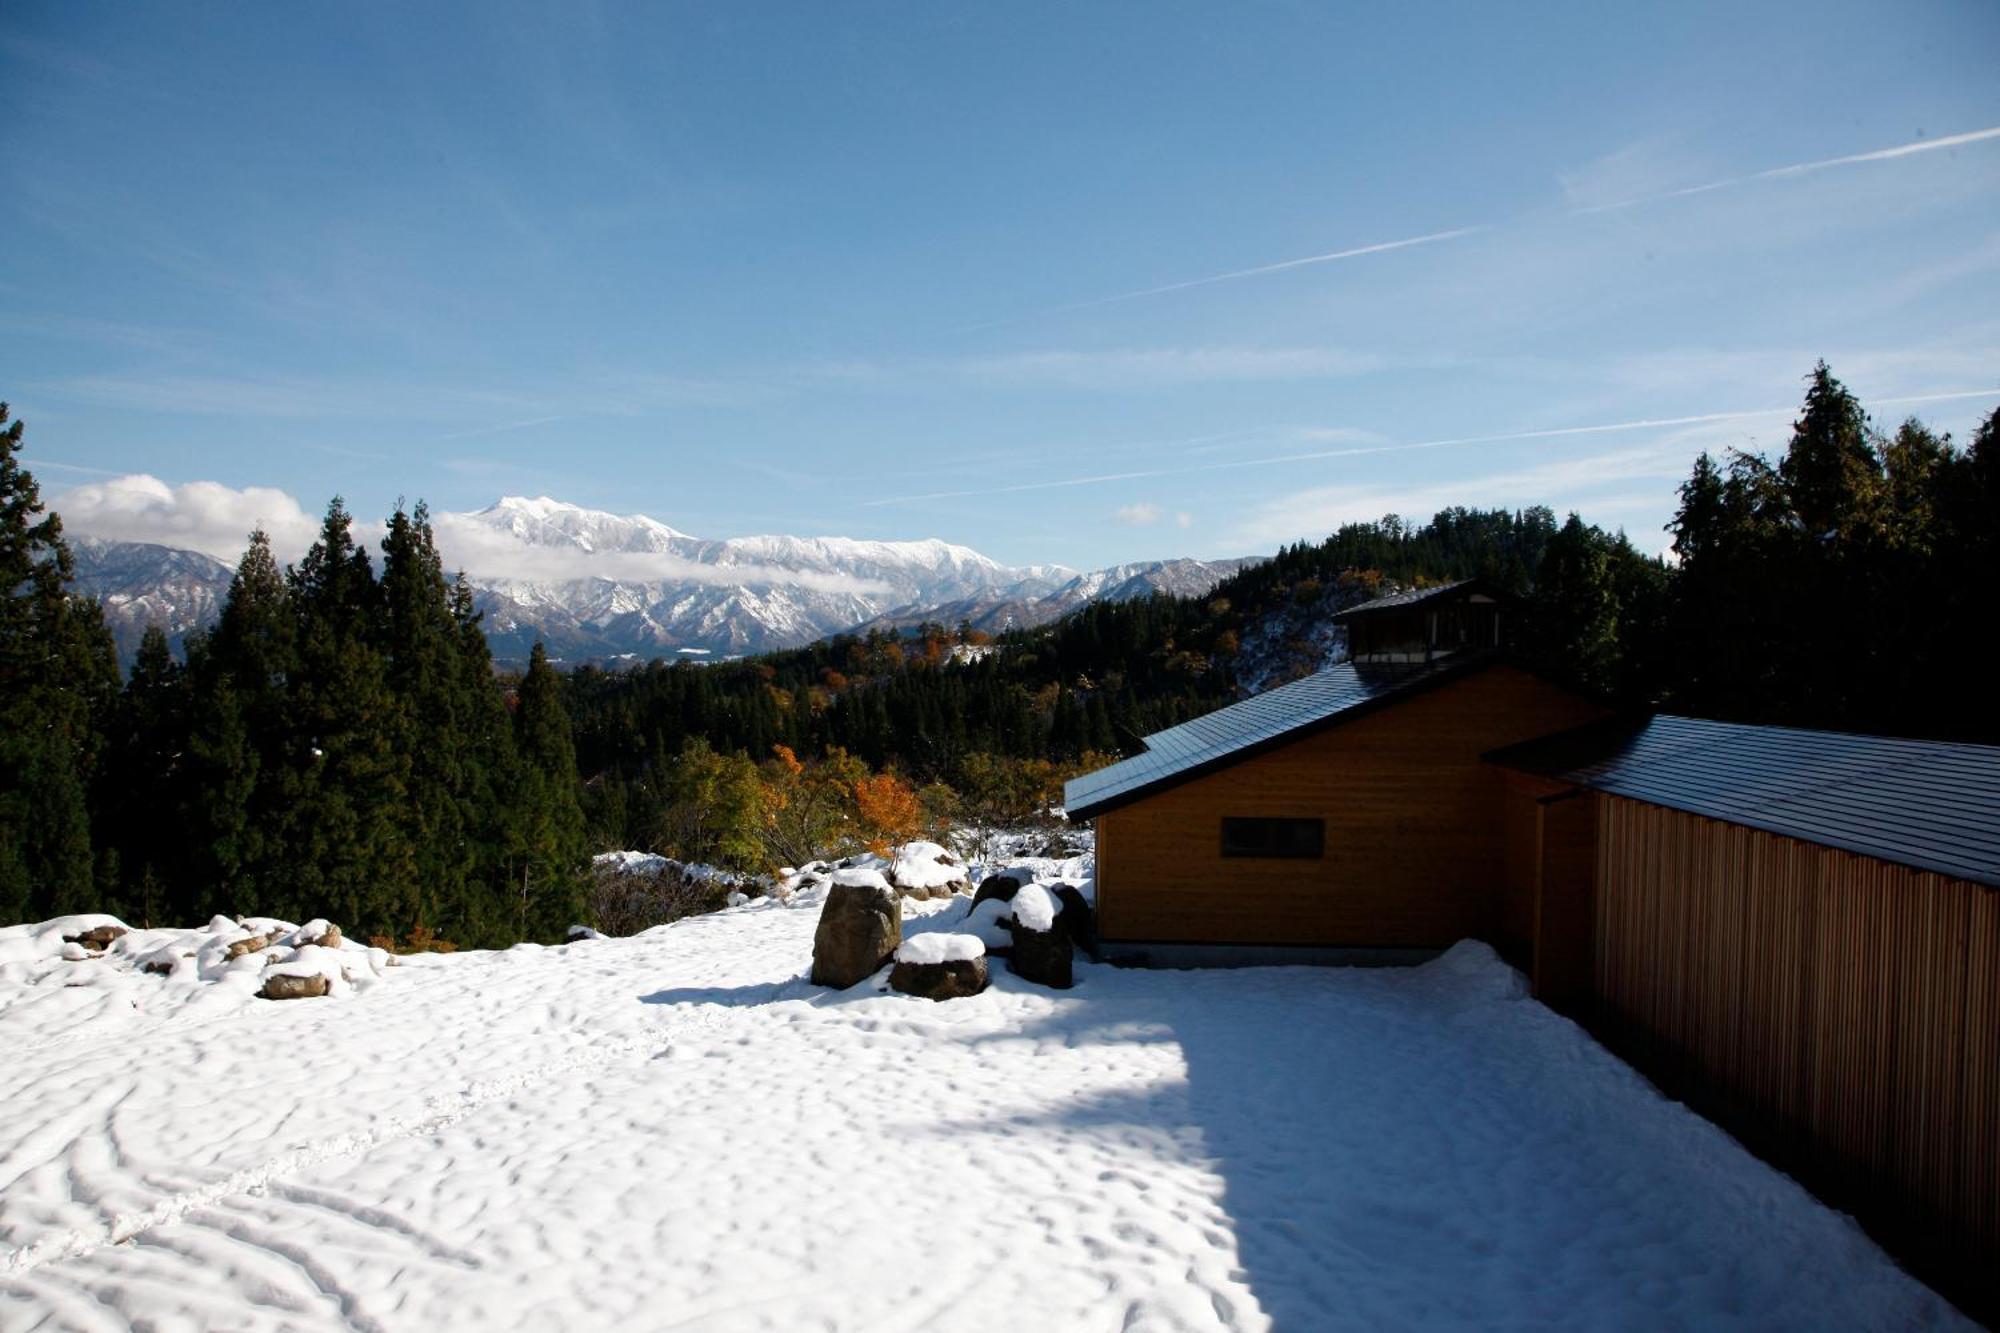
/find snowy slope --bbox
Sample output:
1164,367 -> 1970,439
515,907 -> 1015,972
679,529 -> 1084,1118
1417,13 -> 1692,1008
0,874 -> 1967,1331
858,555 -> 1262,637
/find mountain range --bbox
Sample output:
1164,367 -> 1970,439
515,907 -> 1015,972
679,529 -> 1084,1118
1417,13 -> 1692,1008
68,496 -> 1256,667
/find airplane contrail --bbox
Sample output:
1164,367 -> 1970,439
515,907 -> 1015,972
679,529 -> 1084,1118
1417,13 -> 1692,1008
982,125 -> 2000,323
1572,124 -> 2000,214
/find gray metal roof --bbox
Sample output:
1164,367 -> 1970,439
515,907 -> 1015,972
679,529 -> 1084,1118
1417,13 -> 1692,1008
1063,657 -> 1467,821
1329,579 -> 1493,620
1487,715 -> 2000,888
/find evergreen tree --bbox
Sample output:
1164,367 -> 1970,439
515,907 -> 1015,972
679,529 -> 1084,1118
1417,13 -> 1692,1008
442,571 -> 526,946
381,503 -> 474,934
0,404 -> 120,920
510,642 -> 588,940
185,529 -> 296,917
285,499 -> 413,936
103,624 -> 193,923
1780,361 -> 1881,541
1526,513 -> 1622,694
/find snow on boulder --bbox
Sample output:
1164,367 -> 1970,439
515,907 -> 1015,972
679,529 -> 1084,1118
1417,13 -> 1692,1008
1005,885 -> 1073,989
886,841 -> 970,900
889,932 -> 988,1001
830,867 -> 892,892
1010,883 -> 1058,934
894,933 -> 985,965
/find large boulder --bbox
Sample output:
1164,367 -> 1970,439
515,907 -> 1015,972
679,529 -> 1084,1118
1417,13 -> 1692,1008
890,957 -> 987,1000
63,924 -> 127,953
888,934 -> 989,1001
225,931 -> 276,960
971,872 -> 1028,910
1051,885 -> 1100,961
1005,883 -> 1073,989
260,972 -> 330,1000
811,873 -> 901,989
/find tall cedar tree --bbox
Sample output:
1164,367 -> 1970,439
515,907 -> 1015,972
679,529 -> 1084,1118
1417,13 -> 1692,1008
101,624 -> 192,924
184,530 -> 296,919
381,503 -> 478,937
447,572 -> 528,946
284,499 -> 416,937
0,405 -> 121,920
511,642 -> 588,940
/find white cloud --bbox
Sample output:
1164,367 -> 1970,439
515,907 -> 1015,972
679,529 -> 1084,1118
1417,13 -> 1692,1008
426,512 -> 889,594
53,475 -> 892,595
55,474 -> 322,563
1114,501 -> 1163,526
1175,511 -> 1194,529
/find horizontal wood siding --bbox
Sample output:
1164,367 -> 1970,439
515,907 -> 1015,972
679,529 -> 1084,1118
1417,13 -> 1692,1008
1595,796 -> 2000,1315
1094,665 -> 1604,946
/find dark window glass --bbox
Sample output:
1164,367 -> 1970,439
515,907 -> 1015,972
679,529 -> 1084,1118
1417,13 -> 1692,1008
1219,817 -> 1325,859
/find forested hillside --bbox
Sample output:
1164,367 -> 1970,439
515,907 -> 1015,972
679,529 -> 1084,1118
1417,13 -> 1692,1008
3,364 -> 1995,940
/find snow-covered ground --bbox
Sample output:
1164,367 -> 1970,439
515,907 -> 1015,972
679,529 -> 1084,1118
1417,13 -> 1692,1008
0,870 -> 1967,1331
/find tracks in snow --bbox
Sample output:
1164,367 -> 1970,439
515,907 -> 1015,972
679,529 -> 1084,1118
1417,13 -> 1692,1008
0,1003 -> 734,1280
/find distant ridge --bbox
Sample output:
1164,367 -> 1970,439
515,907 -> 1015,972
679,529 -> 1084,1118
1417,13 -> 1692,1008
64,496 -> 1253,668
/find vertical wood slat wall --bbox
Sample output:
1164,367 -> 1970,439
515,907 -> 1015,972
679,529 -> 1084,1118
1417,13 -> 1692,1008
1594,795 -> 2000,1313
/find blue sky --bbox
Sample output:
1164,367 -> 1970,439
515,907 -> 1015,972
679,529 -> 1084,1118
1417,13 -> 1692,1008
4,1 -> 1998,572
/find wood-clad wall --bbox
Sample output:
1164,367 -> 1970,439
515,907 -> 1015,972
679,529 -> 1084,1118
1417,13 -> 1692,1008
1594,795 -> 2000,1314
1093,665 -> 1605,946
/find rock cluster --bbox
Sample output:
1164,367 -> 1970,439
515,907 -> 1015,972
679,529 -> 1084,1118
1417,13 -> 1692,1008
17,913 -> 388,1001
966,875 -> 1098,990
792,842 -> 972,903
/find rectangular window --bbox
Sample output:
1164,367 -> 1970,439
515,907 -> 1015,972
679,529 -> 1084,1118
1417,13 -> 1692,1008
1220,817 -> 1325,859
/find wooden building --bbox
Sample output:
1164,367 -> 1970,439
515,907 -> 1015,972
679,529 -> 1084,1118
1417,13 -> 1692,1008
1064,580 -> 2000,1313
1064,582 -> 1607,955
1487,715 -> 2000,1317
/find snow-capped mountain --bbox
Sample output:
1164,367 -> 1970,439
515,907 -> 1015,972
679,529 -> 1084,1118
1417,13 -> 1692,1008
453,497 -> 1081,663
69,537 -> 236,663
68,496 -> 1253,668
852,556 -> 1262,637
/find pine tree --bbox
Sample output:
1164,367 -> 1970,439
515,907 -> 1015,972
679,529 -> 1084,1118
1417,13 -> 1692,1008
510,642 -> 588,940
0,404 -> 121,921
